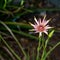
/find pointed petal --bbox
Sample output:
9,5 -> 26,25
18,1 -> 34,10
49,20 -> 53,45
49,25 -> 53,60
42,19 -> 45,23
45,25 -> 53,29
43,15 -> 46,20
34,16 -> 39,25
44,20 -> 50,26
39,19 -> 41,24
29,22 -> 35,27
29,29 -> 35,31
45,27 -> 53,29
43,31 -> 48,35
41,16 -> 46,25
42,19 -> 46,25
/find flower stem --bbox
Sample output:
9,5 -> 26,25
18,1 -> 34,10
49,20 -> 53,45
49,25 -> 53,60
41,30 -> 55,60
41,37 -> 49,60
36,34 -> 42,60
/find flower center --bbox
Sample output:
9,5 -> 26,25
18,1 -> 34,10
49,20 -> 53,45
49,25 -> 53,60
37,25 -> 44,32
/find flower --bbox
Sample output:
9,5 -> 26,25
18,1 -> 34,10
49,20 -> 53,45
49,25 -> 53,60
29,15 -> 52,36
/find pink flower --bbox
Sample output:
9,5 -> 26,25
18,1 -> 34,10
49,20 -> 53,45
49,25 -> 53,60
29,15 -> 53,36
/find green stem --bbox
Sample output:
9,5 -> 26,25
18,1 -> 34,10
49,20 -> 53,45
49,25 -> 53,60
36,34 -> 41,60
42,34 -> 45,49
0,35 -> 21,60
41,38 -> 49,60
41,30 -> 55,60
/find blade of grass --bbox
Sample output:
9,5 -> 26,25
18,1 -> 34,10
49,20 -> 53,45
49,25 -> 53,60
0,21 -> 27,57
3,46 -> 16,60
44,42 -> 60,60
4,22 -> 32,29
0,27 -> 38,40
0,35 -> 21,60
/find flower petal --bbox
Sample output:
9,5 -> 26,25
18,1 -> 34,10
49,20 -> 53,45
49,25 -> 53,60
43,31 -> 48,35
44,18 -> 51,26
39,18 -> 42,24
41,15 -> 46,25
29,22 -> 35,27
43,15 -> 46,20
29,29 -> 35,31
44,20 -> 50,26
34,16 -> 39,25
45,25 -> 53,29
45,27 -> 53,29
42,19 -> 46,25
